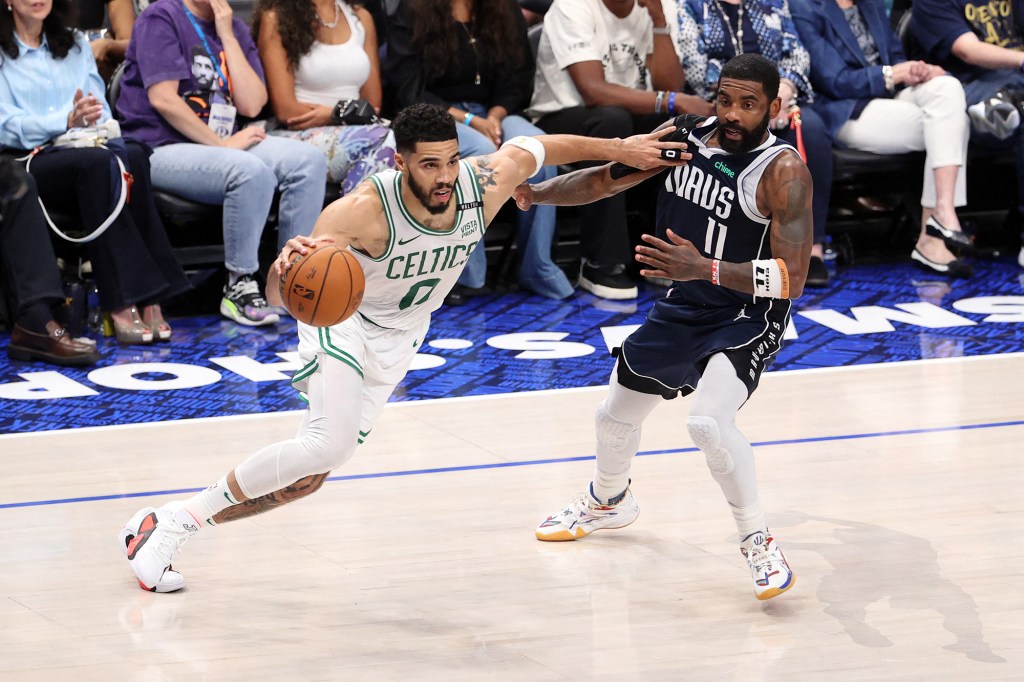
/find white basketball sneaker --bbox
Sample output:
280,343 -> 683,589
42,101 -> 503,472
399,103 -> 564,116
740,529 -> 795,600
536,484 -> 640,541
120,504 -> 198,592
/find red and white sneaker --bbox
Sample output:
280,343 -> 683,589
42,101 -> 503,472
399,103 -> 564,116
119,505 -> 196,593
535,485 -> 640,541
740,529 -> 795,600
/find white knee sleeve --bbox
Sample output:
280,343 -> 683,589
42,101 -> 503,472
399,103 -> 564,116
687,415 -> 734,475
596,403 -> 640,451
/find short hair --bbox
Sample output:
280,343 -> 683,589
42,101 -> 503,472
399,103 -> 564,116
392,103 -> 458,155
719,54 -> 780,102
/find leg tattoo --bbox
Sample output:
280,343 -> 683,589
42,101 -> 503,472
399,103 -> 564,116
211,472 -> 328,524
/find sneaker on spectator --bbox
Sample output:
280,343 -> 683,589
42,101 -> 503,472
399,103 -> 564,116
967,91 -> 1020,140
579,261 -> 638,300
220,274 -> 279,326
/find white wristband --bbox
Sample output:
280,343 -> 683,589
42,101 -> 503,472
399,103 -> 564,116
752,258 -> 790,300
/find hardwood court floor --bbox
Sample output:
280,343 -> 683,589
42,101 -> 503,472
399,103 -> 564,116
1,354 -> 1021,681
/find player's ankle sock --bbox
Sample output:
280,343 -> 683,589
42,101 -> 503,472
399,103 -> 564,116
591,475 -> 630,506
182,476 -> 241,527
730,500 -> 767,540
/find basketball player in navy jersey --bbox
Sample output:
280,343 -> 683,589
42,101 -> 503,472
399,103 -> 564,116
117,103 -> 690,593
521,54 -> 812,600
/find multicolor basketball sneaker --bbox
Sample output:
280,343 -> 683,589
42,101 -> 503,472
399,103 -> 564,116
535,485 -> 640,541
740,529 -> 794,600
119,505 -> 197,592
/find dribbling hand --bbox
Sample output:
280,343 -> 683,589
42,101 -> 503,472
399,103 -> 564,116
274,235 -> 337,278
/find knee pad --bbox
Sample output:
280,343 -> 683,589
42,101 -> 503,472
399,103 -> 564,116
595,403 -> 640,451
687,415 -> 734,475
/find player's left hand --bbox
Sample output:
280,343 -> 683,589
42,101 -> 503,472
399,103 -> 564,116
619,126 -> 692,169
635,229 -> 705,280
513,183 -> 534,211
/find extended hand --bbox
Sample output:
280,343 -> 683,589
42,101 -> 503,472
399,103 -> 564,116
513,183 -> 534,211
619,126 -> 692,169
274,235 -> 337,278
634,229 -> 706,280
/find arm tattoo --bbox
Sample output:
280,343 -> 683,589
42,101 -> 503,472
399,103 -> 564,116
211,473 -> 328,524
474,155 -> 498,195
774,175 -> 811,249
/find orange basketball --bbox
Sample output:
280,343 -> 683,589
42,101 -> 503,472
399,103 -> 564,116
280,245 -> 364,327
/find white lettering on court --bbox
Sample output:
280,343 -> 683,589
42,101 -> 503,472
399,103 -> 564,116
87,363 -> 221,391
797,302 -> 976,334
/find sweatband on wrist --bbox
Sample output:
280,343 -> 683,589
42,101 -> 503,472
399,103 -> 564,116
752,258 -> 790,299
711,259 -> 721,285
668,92 -> 677,115
501,135 -> 546,175
463,112 -> 475,125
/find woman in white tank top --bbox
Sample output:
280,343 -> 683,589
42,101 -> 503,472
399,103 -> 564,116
253,0 -> 395,193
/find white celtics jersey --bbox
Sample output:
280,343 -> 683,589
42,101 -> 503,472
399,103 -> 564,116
352,162 -> 485,330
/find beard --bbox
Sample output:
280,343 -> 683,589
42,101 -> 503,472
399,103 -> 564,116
718,112 -> 771,154
406,172 -> 454,216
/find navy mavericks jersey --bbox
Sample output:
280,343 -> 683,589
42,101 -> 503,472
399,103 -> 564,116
656,115 -> 797,307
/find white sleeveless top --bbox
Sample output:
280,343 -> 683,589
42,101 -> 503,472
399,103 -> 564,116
293,2 -> 369,107
350,162 -> 485,330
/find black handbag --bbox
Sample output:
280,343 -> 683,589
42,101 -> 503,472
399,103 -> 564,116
331,98 -> 383,126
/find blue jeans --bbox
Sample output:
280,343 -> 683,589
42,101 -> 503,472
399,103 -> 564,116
962,69 -> 1024,216
150,136 -> 327,275
454,103 -> 573,299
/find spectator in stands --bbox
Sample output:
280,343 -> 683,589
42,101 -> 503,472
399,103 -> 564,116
671,0 -> 834,286
0,0 -> 189,344
385,0 -> 574,300
526,0 -> 712,300
519,0 -> 551,25
75,0 -> 136,81
909,0 -> 1024,269
252,0 -> 395,195
1,161 -> 102,365
116,0 -> 327,326
792,0 -> 974,278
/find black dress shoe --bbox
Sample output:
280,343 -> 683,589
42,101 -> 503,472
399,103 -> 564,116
804,255 -> 830,288
7,322 -> 102,366
911,248 -> 973,278
925,217 -> 975,255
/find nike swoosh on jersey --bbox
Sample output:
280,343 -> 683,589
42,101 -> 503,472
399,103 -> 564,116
397,235 -> 420,245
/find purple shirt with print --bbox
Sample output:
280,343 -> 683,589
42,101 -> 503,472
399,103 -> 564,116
116,0 -> 265,148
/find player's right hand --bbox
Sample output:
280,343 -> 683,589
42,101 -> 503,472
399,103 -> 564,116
619,126 -> 692,170
274,235 -> 337,277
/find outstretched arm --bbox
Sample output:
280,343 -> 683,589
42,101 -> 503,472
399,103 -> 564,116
634,150 -> 813,298
513,163 -> 664,209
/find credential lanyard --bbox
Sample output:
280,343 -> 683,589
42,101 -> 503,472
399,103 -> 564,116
181,1 -> 231,97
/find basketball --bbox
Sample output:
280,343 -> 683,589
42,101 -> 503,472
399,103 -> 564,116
280,245 -> 364,327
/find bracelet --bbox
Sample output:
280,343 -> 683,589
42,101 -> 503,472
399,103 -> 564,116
652,25 -> 670,36
881,65 -> 894,93
654,90 -> 666,114
711,259 -> 721,286
668,92 -> 676,115
463,112 -> 475,125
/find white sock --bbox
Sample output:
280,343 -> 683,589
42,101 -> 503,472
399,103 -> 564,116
730,500 -> 767,541
181,476 -> 240,528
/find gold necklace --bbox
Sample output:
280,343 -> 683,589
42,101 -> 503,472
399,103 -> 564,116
713,0 -> 744,56
460,21 -> 481,85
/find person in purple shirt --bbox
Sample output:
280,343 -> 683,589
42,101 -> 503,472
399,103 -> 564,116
910,0 -> 1024,269
117,0 -> 327,326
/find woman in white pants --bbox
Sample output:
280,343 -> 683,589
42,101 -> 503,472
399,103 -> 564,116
792,0 -> 974,278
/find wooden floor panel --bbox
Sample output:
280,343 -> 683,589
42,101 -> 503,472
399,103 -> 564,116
1,355 -> 1021,680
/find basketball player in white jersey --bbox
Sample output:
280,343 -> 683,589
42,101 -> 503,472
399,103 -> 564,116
519,55 -> 813,600
119,103 -> 691,592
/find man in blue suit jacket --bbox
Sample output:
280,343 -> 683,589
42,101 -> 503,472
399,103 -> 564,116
792,0 -> 975,278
